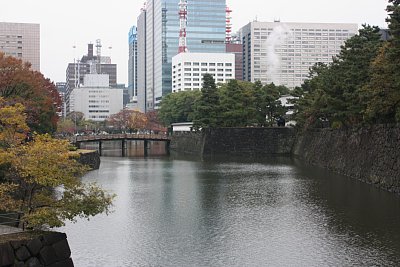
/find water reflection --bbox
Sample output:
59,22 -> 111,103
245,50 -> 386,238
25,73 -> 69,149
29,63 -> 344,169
59,157 -> 400,267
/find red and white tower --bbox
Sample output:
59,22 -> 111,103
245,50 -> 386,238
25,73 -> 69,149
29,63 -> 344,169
178,0 -> 188,53
226,6 -> 232,43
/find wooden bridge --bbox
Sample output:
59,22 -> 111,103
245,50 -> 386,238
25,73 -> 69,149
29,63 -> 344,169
71,134 -> 171,156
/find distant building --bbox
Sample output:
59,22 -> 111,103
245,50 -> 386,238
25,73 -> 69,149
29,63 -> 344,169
70,74 -> 123,122
0,22 -> 40,71
172,52 -> 235,92
128,26 -> 138,99
137,9 -> 147,113
65,43 -> 117,114
56,82 -> 67,118
380,29 -> 390,41
239,21 -> 358,88
226,43 -> 243,80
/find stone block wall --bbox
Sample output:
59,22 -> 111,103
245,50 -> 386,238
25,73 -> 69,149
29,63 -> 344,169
76,150 -> 100,170
0,232 -> 73,267
293,124 -> 400,193
170,128 -> 296,157
202,128 -> 296,157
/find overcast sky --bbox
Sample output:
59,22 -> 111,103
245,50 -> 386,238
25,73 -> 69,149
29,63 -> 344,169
1,0 -> 388,85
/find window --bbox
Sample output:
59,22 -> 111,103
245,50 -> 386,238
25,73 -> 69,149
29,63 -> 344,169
225,63 -> 232,66
201,63 -> 207,66
217,63 -> 224,66
184,62 -> 191,66
209,63 -> 215,66
193,62 -> 199,66
184,68 -> 191,71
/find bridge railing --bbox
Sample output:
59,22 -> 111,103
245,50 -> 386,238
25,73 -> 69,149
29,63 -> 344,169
73,133 -> 170,142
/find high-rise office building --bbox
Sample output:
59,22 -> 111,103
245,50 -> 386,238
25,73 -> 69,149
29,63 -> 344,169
137,9 -> 147,113
65,43 -> 117,114
0,22 -> 40,71
239,21 -> 358,88
140,0 -> 226,111
128,26 -> 138,99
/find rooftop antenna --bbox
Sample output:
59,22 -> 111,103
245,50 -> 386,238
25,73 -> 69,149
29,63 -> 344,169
178,0 -> 188,53
96,39 -> 102,74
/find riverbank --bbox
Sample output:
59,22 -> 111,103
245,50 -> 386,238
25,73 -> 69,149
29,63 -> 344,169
171,125 -> 400,194
70,149 -> 101,170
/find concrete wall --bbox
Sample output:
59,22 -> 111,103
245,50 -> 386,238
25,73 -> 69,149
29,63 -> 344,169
293,124 -> 400,193
0,232 -> 73,267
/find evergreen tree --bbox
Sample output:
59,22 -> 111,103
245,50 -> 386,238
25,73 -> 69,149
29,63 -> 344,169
363,1 -> 400,122
193,74 -> 220,128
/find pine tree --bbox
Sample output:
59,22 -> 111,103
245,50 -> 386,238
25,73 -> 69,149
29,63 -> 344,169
193,74 -> 220,128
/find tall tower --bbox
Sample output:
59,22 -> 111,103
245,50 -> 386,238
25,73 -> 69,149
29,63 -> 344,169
178,0 -> 188,53
226,6 -> 232,43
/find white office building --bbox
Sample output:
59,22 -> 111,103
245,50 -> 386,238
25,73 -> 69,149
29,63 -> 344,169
70,74 -> 123,122
172,52 -> 235,92
239,21 -> 358,88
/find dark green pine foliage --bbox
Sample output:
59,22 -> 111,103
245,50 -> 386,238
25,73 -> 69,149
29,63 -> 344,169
363,0 -> 400,122
219,79 -> 248,127
193,74 -> 221,128
158,90 -> 200,125
295,25 -> 382,128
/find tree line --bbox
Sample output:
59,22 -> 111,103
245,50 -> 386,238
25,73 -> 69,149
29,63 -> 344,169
159,76 -> 290,128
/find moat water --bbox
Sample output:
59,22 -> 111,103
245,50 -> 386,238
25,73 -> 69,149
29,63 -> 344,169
60,141 -> 400,266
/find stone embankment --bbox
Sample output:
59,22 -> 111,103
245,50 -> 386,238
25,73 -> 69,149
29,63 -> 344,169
171,124 -> 400,194
293,124 -> 400,193
0,232 -> 73,267
73,150 -> 100,170
171,127 -> 296,157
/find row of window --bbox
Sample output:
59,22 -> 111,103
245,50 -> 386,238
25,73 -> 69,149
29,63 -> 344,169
253,28 -> 350,32
175,68 -> 232,72
175,62 -> 232,67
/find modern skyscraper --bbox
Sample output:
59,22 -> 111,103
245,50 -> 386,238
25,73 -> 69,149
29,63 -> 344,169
128,26 -> 138,99
139,0 -> 226,111
239,21 -> 358,88
137,9 -> 147,113
0,22 -> 40,71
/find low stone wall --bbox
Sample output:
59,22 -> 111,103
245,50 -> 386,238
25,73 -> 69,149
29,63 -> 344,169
170,127 -> 296,157
75,150 -> 100,170
0,232 -> 73,267
293,124 -> 400,193
202,127 -> 296,157
170,131 -> 204,156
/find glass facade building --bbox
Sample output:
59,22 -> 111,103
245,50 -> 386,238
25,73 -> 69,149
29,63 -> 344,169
128,26 -> 138,99
142,0 -> 226,110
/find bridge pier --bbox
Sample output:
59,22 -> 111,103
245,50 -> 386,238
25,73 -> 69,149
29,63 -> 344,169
144,140 -> 148,157
122,139 -> 126,157
98,141 -> 102,156
165,141 -> 170,155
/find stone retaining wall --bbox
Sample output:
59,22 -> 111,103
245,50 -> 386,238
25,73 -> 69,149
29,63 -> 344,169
0,232 -> 73,267
76,150 -> 100,170
293,124 -> 400,193
170,127 -> 296,158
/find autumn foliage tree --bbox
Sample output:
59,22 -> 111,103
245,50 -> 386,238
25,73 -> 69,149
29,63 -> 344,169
107,109 -> 148,133
0,100 -> 114,229
0,52 -> 61,133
